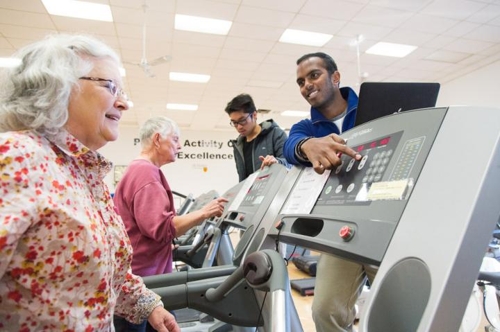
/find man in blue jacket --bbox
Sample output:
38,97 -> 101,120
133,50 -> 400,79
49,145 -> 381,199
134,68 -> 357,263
225,93 -> 289,182
283,52 -> 376,332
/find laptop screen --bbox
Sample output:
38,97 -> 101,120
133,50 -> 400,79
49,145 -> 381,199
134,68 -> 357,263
354,82 -> 440,127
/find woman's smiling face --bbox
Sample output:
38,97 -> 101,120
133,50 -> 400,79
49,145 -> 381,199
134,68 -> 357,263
66,56 -> 129,150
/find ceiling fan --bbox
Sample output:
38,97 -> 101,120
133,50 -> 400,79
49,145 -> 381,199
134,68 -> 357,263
128,3 -> 172,78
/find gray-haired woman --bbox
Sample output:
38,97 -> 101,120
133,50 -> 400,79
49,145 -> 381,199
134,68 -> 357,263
0,34 -> 179,332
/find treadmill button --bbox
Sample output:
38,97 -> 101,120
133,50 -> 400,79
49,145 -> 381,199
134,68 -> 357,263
339,226 -> 355,241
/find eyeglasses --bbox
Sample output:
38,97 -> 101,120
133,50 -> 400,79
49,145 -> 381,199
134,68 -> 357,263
79,77 -> 128,100
229,113 -> 253,127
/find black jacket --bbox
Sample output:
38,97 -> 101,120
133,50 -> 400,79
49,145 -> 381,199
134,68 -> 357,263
232,119 -> 289,182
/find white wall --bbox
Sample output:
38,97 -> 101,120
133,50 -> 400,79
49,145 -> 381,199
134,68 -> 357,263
438,60 -> 500,108
99,127 -> 239,201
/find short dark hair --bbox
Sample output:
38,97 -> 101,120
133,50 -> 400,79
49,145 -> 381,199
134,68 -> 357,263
296,52 -> 338,75
224,93 -> 256,115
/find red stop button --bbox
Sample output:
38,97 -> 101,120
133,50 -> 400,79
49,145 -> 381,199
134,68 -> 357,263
339,226 -> 355,241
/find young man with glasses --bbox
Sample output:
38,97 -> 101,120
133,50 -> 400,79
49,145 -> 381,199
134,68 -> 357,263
225,93 -> 289,182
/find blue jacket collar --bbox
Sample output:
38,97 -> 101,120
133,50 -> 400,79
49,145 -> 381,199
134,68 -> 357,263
310,86 -> 358,124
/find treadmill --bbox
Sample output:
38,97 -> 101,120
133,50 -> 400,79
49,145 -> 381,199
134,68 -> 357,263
152,105 -> 500,332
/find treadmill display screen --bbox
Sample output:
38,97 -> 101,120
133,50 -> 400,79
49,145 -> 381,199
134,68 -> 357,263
239,174 -> 271,207
315,131 -> 404,207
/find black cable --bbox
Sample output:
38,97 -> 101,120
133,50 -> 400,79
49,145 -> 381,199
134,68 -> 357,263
284,245 -> 298,266
254,291 -> 268,332
275,220 -> 285,252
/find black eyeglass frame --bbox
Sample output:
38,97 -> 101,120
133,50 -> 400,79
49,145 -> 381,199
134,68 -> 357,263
229,112 -> 254,127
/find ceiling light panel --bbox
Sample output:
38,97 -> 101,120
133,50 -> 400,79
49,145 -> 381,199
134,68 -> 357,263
279,29 -> 333,47
366,42 -> 417,57
166,103 -> 199,111
41,0 -> 113,22
175,14 -> 232,35
169,72 -> 211,83
0,57 -> 21,68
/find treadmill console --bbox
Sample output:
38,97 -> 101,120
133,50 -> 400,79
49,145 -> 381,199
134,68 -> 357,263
268,107 -> 448,265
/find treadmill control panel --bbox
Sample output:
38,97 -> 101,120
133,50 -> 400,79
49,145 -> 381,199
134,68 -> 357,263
267,107 -> 449,265
317,131 -> 404,206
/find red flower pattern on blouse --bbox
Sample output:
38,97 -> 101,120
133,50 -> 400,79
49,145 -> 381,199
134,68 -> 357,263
0,130 -> 161,331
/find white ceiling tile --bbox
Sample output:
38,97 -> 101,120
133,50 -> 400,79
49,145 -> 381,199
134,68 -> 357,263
289,14 -> 346,34
263,53 -> 299,65
464,24 -> 500,42
442,21 -> 481,37
0,49 -> 15,56
425,49 -> 473,63
320,48 -> 359,64
406,59 -> 454,72
218,48 -> 267,62
210,67 -> 253,79
228,22 -> 283,41
423,35 -> 457,49
401,13 -> 459,34
250,72 -> 290,84
352,5 -> 415,28
387,67 -> 437,80
176,0 -> 239,20
115,21 -> 173,40
0,9 -> 54,29
379,64 -> 407,76
0,36 -> 12,48
466,4 -> 500,23
336,22 -> 394,40
169,57 -> 217,73
457,53 -> 488,66
234,5 -> 295,28
382,29 -> 436,46
421,0 -> 485,20
489,13 -> 500,25
172,30 -> 226,48
300,0 -> 365,20
110,0 -> 175,11
0,0 -> 47,12
172,43 -> 220,59
214,58 -> 260,72
479,43 -> 500,55
112,7 -> 175,27
241,0 -> 306,12
368,0 -> 431,12
0,24 -> 57,40
224,36 -> 275,52
444,38 -> 493,53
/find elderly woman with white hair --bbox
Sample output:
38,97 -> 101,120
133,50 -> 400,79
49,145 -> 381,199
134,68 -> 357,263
0,34 -> 179,332
113,116 -> 227,331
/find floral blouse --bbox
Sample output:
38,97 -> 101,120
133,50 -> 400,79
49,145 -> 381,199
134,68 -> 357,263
0,130 -> 161,331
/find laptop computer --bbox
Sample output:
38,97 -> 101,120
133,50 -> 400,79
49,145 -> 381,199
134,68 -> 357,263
354,82 -> 441,127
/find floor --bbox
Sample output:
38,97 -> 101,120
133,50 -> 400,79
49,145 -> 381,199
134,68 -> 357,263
287,262 -> 316,331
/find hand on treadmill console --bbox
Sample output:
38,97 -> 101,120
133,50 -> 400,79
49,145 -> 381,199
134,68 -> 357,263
259,155 -> 278,169
200,197 -> 228,219
301,134 -> 362,174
